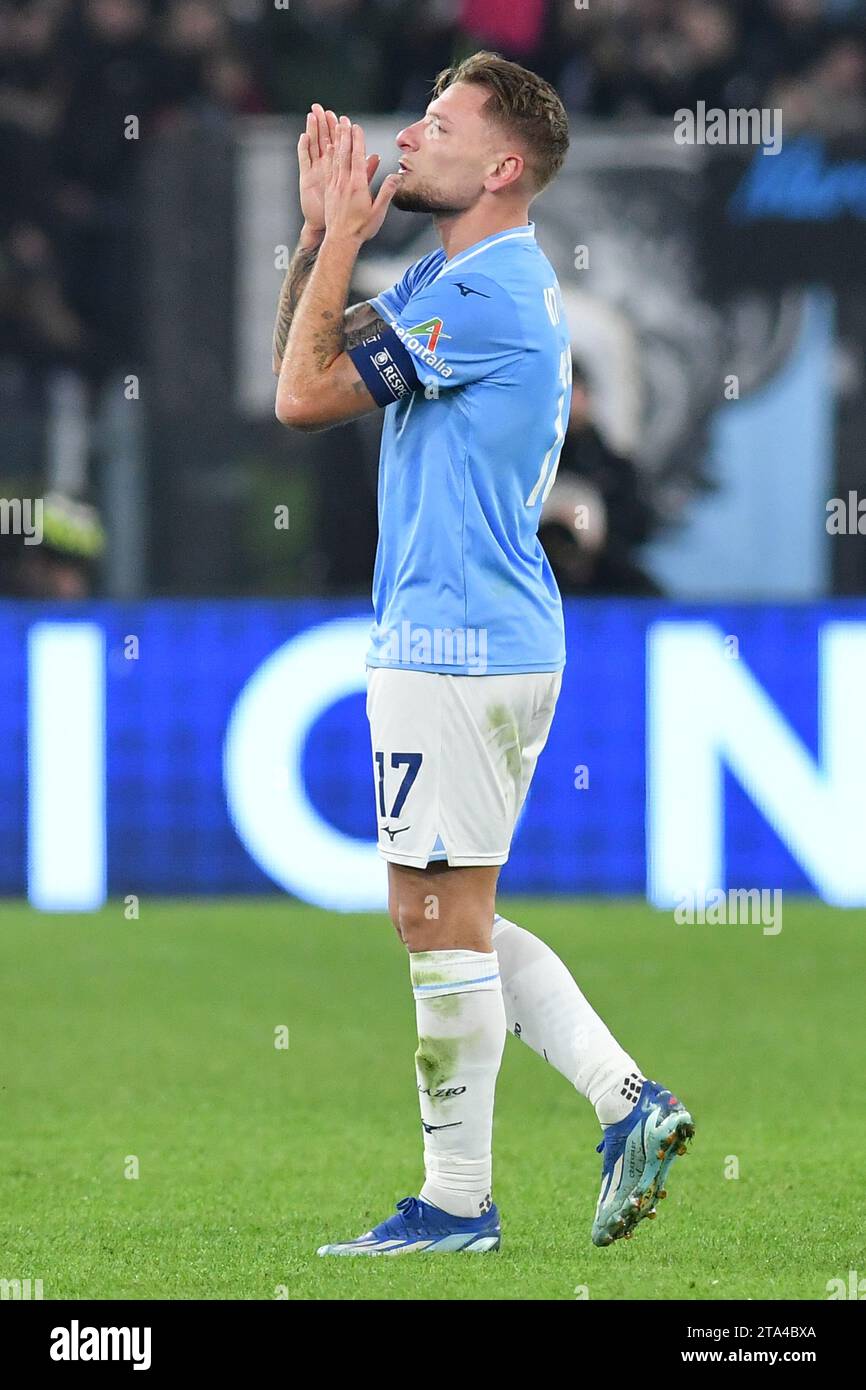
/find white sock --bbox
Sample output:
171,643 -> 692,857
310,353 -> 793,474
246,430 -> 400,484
491,914 -> 645,1125
410,948 -> 506,1219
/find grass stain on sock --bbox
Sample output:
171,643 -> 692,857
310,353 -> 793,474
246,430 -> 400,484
415,1036 -> 460,1098
427,993 -> 461,1018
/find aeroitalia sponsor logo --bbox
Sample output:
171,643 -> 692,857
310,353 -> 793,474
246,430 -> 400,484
407,316 -> 447,351
387,316 -> 453,378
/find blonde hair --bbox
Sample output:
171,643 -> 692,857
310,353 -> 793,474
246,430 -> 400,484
433,50 -> 570,195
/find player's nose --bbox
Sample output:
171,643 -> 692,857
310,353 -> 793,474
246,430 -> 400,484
396,120 -> 421,152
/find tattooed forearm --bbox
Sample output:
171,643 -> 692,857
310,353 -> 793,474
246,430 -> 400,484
275,232 -> 380,430
306,304 -> 387,375
344,305 -> 387,352
311,308 -> 343,373
272,243 -> 320,371
273,257 -> 387,375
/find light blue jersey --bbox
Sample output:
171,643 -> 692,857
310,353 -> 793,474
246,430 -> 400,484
348,221 -> 571,675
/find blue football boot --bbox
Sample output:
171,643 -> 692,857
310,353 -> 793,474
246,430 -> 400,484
317,1195 -> 501,1256
592,1080 -> 695,1246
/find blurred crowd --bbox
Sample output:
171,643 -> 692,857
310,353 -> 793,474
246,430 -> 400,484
3,0 -> 865,375
1,0 -> 865,596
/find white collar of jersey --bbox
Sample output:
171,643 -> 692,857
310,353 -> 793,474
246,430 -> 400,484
433,222 -> 537,282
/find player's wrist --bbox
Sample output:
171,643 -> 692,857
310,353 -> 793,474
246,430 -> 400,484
299,221 -> 325,250
321,228 -> 364,254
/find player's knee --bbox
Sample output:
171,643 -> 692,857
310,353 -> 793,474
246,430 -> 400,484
388,891 -> 406,944
395,898 -> 429,950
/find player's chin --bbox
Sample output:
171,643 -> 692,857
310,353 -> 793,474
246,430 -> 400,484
391,181 -> 462,216
391,184 -> 428,213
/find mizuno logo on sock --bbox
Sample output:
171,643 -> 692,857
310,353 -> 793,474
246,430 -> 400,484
421,1120 -> 463,1133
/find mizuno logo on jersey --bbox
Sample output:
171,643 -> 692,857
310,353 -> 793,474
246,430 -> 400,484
453,282 -> 491,299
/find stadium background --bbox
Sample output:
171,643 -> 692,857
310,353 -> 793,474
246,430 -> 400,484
3,0 -> 866,1309
3,0 -> 866,908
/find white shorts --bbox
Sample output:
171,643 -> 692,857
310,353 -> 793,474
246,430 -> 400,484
366,666 -> 562,869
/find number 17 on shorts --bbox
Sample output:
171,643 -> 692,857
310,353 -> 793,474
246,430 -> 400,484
366,665 -> 562,870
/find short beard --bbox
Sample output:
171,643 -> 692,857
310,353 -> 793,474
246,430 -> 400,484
391,181 -> 468,216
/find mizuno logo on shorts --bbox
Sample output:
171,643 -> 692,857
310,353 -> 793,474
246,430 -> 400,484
383,824 -> 411,841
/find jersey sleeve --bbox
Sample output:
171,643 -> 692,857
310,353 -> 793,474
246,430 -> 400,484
365,250 -> 438,321
348,270 -> 523,408
367,269 -> 412,321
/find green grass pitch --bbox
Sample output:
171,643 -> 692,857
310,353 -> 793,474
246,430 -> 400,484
0,897 -> 860,1301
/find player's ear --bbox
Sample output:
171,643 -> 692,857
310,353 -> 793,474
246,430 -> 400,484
485,153 -> 524,192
